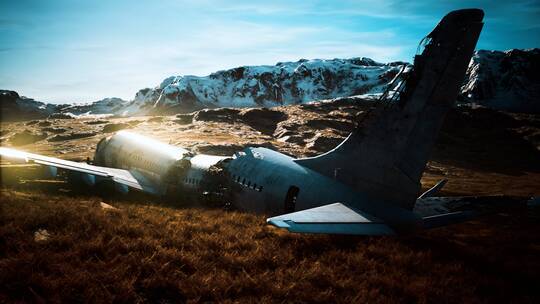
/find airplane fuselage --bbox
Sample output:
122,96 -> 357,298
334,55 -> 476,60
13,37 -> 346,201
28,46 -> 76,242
92,131 -> 420,229
93,131 -> 228,192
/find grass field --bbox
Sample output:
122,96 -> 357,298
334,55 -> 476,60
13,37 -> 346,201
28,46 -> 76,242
1,184 -> 539,303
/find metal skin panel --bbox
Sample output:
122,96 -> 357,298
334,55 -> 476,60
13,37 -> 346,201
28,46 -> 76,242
94,131 -> 190,179
271,222 -> 396,235
226,147 -> 421,231
267,203 -> 376,223
183,154 -> 229,188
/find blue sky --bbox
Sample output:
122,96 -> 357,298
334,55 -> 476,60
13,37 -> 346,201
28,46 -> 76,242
1,0 -> 539,104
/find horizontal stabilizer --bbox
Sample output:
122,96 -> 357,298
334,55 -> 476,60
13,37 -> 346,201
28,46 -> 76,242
267,203 -> 395,235
418,179 -> 448,199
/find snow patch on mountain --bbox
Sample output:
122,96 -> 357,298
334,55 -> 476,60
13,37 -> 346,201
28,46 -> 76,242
461,48 -> 540,113
58,97 -> 128,116
126,57 -> 407,114
3,49 -> 538,118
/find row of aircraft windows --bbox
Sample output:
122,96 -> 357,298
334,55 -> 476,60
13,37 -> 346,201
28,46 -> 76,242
184,177 -> 200,185
129,153 -> 161,172
231,174 -> 263,192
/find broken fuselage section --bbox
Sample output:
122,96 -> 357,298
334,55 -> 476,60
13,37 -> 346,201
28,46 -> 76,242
93,131 -> 232,200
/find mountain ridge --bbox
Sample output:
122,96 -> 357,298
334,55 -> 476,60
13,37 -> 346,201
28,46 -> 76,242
2,48 -> 538,121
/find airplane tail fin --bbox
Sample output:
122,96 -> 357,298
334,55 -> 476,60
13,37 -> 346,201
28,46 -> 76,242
295,9 -> 484,209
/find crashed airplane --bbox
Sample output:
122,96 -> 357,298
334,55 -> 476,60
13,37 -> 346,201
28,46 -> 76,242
1,9 -> 487,235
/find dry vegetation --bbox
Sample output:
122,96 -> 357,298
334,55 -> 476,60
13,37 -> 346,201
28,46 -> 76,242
1,99 -> 540,302
1,186 -> 539,303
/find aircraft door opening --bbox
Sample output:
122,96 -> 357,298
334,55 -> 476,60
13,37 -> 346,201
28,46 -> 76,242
284,186 -> 300,213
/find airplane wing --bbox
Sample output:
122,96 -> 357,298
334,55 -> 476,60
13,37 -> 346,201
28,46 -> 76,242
267,203 -> 396,235
0,147 -> 162,195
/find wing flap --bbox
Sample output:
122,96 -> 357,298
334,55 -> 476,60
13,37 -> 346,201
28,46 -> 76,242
267,203 -> 395,235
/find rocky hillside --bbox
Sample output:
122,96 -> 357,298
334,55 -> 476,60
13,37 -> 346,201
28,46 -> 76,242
121,57 -> 405,115
461,48 -> 540,113
0,92 -> 128,121
0,90 -> 60,121
58,97 -> 128,116
123,49 -> 539,115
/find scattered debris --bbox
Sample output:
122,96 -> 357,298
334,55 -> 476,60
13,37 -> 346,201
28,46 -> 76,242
100,202 -> 119,210
34,229 -> 50,242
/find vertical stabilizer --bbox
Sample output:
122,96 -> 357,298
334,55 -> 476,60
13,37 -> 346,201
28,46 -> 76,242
295,9 -> 484,209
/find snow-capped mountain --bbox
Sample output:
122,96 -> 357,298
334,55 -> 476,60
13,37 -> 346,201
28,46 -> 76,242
461,48 -> 540,113
123,57 -> 407,115
124,49 -> 540,115
3,48 -> 538,118
58,97 -> 128,116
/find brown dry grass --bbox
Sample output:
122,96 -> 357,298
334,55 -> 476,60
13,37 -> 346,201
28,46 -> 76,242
1,184 -> 540,303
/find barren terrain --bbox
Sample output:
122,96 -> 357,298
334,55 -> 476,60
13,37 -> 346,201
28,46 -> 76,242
1,98 -> 540,302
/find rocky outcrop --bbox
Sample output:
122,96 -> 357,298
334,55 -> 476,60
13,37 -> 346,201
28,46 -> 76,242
461,48 -> 540,113
122,58 -> 406,115
0,90 -> 59,121
57,97 -> 128,116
